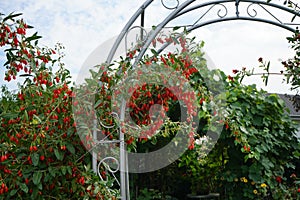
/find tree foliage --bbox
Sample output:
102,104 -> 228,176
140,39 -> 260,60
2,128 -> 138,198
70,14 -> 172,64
0,12 -> 118,200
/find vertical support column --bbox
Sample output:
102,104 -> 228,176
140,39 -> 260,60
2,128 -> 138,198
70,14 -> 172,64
140,8 -> 145,41
92,119 -> 98,173
125,148 -> 130,199
235,0 -> 240,17
119,99 -> 130,200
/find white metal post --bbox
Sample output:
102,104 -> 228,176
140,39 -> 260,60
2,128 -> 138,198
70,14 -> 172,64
119,99 -> 129,200
92,119 -> 98,173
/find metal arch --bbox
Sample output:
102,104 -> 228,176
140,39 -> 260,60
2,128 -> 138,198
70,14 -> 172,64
106,0 -> 300,67
106,0 -> 300,66
99,1 -> 300,199
131,0 -> 300,67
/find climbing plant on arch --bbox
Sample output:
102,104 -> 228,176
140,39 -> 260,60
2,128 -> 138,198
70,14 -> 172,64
82,0 -> 300,199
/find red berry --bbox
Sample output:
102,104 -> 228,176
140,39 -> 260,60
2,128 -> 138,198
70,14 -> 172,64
40,155 -> 45,161
17,28 -> 25,35
276,176 -> 282,183
232,69 -> 239,74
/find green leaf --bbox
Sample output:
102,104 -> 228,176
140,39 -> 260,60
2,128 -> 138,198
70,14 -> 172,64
94,100 -> 102,109
151,136 -> 157,145
240,126 -> 248,134
19,74 -> 33,77
9,189 -> 18,196
66,142 -> 75,154
54,148 -> 63,161
17,153 -> 27,160
25,32 -> 42,42
252,116 -> 263,126
44,172 -> 51,182
31,187 -> 38,199
31,152 -> 39,166
6,52 -> 11,62
24,110 -> 29,122
19,183 -> 29,193
172,26 -> 181,31
33,114 -> 42,123
171,36 -> 179,44
3,12 -> 22,22
23,167 -> 34,176
61,167 -> 67,175
37,182 -> 43,190
48,166 -> 56,177
33,171 -> 42,185
67,166 -> 72,175
0,113 -> 18,119
151,49 -> 158,56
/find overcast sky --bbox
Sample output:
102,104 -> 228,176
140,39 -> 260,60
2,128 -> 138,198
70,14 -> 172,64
1,0 -> 299,94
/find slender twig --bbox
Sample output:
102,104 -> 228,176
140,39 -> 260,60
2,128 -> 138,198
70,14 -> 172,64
248,72 -> 286,76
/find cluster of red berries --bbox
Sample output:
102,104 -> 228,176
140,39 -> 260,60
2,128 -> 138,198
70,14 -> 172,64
243,145 -> 251,152
29,145 -> 38,151
77,176 -> 85,185
0,154 -> 8,162
0,183 -> 8,195
1,17 -> 57,82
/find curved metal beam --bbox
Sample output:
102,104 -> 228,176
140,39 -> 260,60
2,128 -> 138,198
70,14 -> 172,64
176,0 -> 300,19
133,0 -> 300,64
106,0 -> 154,64
156,16 -> 296,56
133,0 -> 197,67
188,16 -> 297,33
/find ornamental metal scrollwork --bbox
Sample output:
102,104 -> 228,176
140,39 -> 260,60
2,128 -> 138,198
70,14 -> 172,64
125,26 -> 149,55
98,156 -> 121,186
216,3 -> 228,18
247,3 -> 259,17
161,0 -> 180,10
98,111 -> 119,130
247,3 -> 282,24
193,3 -> 228,26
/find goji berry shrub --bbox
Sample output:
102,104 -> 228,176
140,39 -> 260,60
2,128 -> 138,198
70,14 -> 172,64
0,13 -> 119,199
